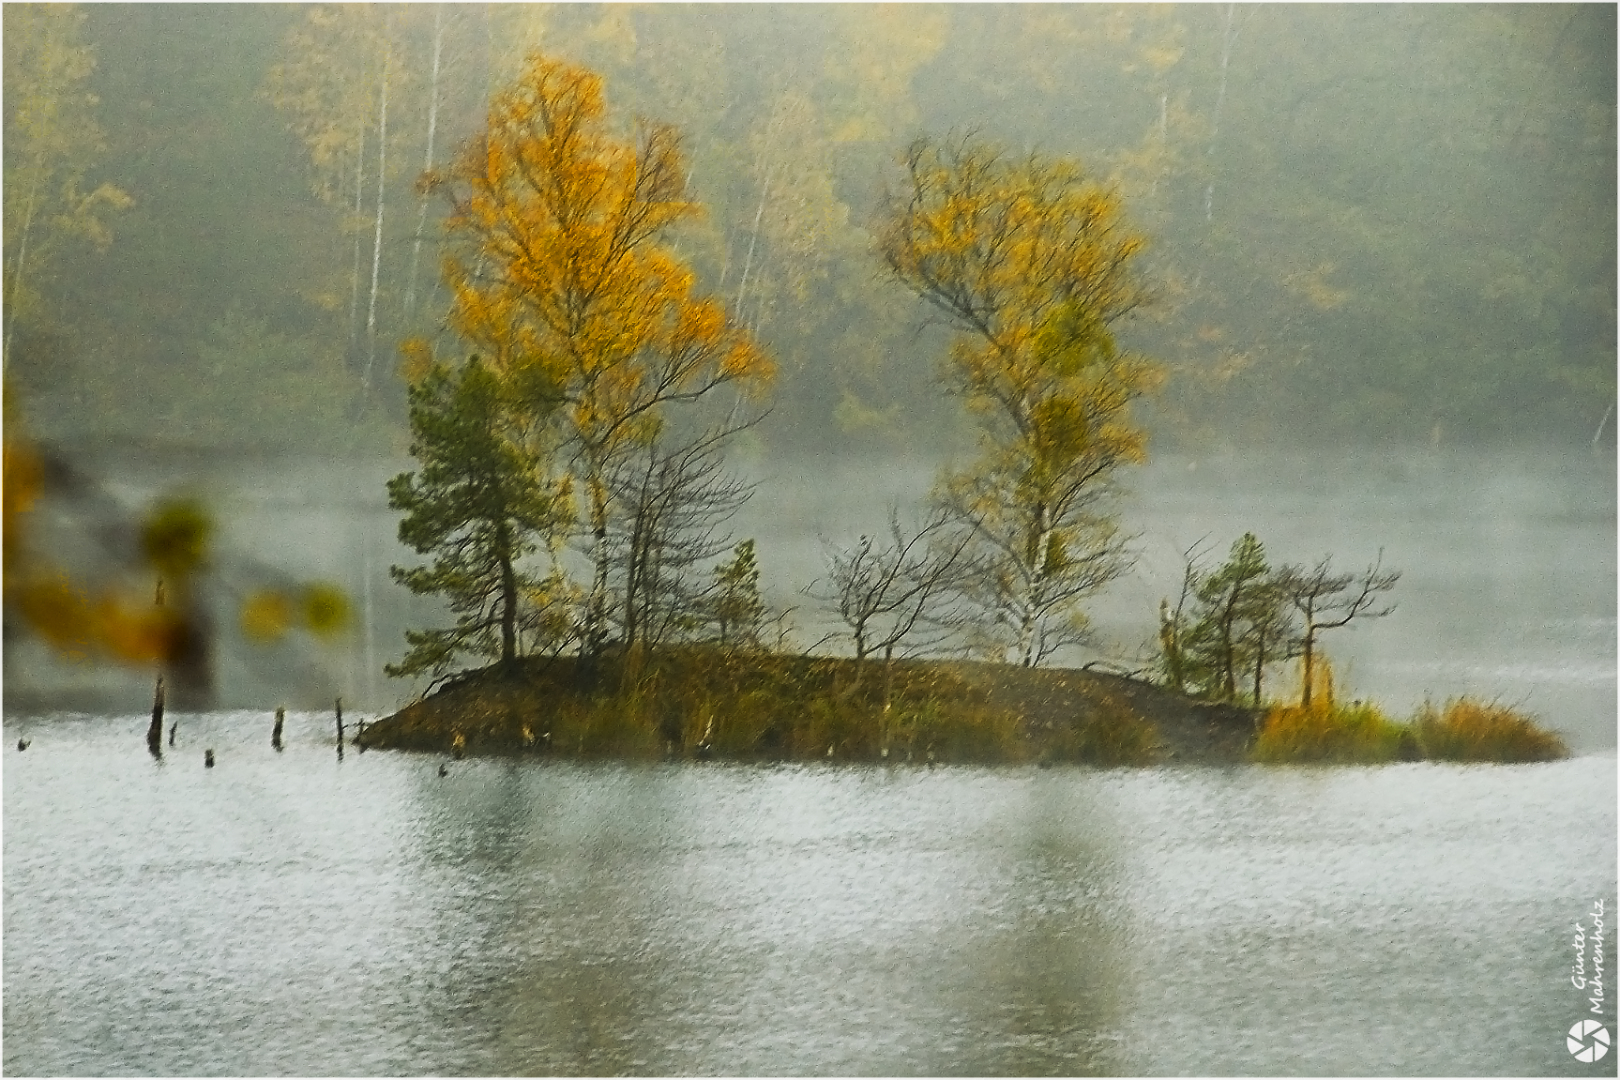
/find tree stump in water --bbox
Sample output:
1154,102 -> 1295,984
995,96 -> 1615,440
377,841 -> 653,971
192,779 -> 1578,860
147,676 -> 165,756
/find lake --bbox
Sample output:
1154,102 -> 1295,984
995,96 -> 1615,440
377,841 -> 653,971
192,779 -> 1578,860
4,710 -> 1614,1076
5,443 -> 1615,1074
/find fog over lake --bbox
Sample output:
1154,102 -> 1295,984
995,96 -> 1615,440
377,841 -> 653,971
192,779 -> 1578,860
4,714 -> 1614,1076
4,4 -> 1614,1076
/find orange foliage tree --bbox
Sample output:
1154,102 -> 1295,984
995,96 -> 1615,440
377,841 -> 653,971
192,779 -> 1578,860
423,53 -> 774,655
879,135 -> 1160,666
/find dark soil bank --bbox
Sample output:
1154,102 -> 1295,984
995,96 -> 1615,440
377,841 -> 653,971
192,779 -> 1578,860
359,652 -> 1259,766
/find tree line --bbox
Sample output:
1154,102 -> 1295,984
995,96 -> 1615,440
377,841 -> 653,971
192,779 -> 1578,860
4,6 -> 1610,454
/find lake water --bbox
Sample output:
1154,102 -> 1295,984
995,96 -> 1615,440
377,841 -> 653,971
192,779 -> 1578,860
4,710 -> 1614,1076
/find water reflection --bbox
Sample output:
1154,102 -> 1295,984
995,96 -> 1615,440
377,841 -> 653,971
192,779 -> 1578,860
3,716 -> 1614,1075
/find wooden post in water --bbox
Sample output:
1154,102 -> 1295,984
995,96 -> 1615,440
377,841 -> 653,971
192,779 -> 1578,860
272,706 -> 284,751
335,698 -> 345,759
147,675 -> 165,756
147,578 -> 166,756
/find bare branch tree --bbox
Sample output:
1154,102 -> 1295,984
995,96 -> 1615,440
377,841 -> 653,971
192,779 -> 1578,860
811,506 -> 973,744
1280,551 -> 1400,707
604,416 -> 760,654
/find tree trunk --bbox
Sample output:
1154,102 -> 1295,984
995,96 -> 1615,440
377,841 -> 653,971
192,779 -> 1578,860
348,121 -> 366,365
147,675 -> 165,755
1252,626 -> 1265,704
735,168 -> 771,319
1219,587 -> 1241,700
585,475 -> 611,656
881,643 -> 896,751
497,521 -> 518,665
1300,628 -> 1316,708
404,5 -> 444,322
1017,506 -> 1054,667
362,46 -> 390,395
3,178 -> 41,372
1205,1 -> 1238,224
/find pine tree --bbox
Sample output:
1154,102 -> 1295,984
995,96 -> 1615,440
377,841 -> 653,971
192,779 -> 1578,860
709,539 -> 765,649
386,357 -> 571,679
1166,533 -> 1298,704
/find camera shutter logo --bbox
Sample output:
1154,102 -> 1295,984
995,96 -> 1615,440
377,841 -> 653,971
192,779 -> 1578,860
1568,1020 -> 1610,1062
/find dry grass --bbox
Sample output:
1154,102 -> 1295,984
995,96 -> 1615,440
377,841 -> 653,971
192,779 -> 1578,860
1413,697 -> 1568,763
363,649 -> 1032,764
1034,691 -> 1160,766
1253,694 -> 1569,765
1252,700 -> 1414,764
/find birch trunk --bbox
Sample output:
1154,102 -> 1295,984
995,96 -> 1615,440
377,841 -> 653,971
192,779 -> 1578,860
363,47 -> 390,394
585,473 -> 612,657
404,6 -> 443,322
348,121 -> 366,364
3,180 -> 41,372
1205,2 -> 1238,223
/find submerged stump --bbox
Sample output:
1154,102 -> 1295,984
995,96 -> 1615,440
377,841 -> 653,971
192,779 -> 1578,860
147,675 -> 166,756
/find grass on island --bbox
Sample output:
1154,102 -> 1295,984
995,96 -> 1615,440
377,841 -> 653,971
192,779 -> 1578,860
1251,698 -> 1417,764
1411,696 -> 1569,762
1253,695 -> 1566,765
1252,658 -> 1567,765
363,646 -> 1163,767
366,649 -> 1567,768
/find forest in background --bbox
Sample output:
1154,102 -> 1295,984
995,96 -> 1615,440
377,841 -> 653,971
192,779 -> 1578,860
6,3 -> 1615,459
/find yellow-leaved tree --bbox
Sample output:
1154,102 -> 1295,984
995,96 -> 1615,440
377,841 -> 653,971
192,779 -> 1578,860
2,3 -> 131,371
423,53 -> 774,656
879,134 -> 1161,666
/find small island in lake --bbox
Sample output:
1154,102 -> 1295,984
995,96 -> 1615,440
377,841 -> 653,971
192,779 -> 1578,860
357,648 -> 1567,767
337,53 -> 1567,772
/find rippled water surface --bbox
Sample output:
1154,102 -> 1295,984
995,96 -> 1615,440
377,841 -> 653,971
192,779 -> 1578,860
4,712 -> 1614,1076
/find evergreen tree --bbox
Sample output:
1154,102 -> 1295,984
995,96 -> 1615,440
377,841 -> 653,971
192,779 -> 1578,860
709,539 -> 765,649
386,357 -> 570,679
1164,533 -> 1298,703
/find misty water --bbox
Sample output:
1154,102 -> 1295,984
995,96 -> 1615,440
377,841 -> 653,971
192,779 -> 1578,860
3,712 -> 1613,1077
5,447 -> 1615,1075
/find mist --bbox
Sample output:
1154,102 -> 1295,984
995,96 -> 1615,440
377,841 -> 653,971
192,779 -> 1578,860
5,4 -> 1613,747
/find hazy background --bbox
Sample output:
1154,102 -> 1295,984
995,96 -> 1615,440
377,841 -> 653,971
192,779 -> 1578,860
5,5 -> 1614,744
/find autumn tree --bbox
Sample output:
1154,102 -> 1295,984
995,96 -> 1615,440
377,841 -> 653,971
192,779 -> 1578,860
880,134 -> 1160,666
386,357 -> 572,679
424,53 -> 775,658
2,3 -> 131,371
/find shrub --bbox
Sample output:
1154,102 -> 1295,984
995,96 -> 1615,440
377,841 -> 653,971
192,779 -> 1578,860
1253,699 -> 1411,764
1413,697 -> 1568,763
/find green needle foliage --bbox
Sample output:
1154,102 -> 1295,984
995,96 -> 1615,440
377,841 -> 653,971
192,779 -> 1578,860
386,357 -> 571,678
